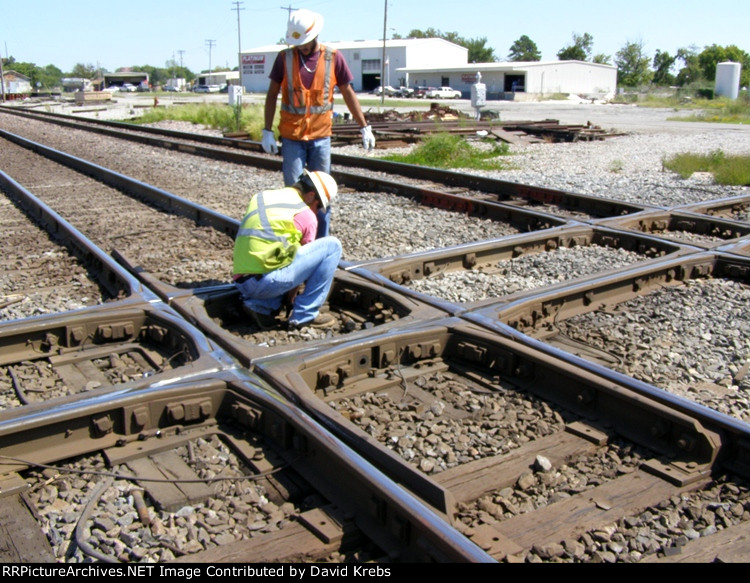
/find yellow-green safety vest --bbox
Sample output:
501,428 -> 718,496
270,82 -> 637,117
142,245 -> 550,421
233,187 -> 308,275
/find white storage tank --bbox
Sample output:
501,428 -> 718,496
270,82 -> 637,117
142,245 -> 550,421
715,61 -> 741,99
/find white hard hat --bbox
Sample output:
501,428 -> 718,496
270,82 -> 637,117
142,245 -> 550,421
302,170 -> 337,210
286,9 -> 324,46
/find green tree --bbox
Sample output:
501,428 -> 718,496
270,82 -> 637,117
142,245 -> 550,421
69,63 -> 98,78
592,53 -> 612,65
36,64 -> 64,90
508,35 -> 541,62
698,44 -> 750,88
615,41 -> 653,87
675,46 -> 703,86
465,37 -> 496,63
165,57 -> 195,83
557,32 -> 594,61
652,49 -> 677,86
6,60 -> 36,78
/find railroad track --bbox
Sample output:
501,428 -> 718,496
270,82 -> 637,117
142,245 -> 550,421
0,106 -> 749,563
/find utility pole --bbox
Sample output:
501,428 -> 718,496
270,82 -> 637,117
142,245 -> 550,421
380,0 -> 387,107
0,48 -> 5,103
232,1 -> 244,86
205,39 -> 216,81
280,4 -> 298,23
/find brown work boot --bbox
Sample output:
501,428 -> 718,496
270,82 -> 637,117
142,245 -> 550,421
242,305 -> 278,330
288,312 -> 337,331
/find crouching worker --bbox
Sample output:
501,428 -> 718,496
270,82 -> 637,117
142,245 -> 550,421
233,170 -> 341,330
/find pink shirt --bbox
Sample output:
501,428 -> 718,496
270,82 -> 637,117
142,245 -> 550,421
294,207 -> 318,245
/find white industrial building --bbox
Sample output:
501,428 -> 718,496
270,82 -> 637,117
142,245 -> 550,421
406,60 -> 618,100
239,37 -> 617,100
240,38 -> 467,93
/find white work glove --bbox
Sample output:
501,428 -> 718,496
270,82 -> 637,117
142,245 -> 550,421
261,129 -> 278,154
360,125 -> 376,151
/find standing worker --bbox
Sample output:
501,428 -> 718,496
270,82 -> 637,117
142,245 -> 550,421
261,8 -> 376,238
233,170 -> 341,331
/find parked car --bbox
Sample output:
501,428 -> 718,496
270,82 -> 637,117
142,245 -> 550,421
425,86 -> 462,99
164,85 -> 180,92
120,83 -> 137,92
371,85 -> 396,96
413,86 -> 430,98
194,84 -> 210,93
104,85 -> 120,92
394,86 -> 414,97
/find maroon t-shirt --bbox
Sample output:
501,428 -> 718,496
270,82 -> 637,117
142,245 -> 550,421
269,46 -> 354,88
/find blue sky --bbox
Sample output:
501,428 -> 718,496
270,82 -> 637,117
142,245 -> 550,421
3,0 -> 748,74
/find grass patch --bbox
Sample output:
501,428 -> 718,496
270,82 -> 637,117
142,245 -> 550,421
663,149 -> 750,185
131,102 -> 267,138
646,94 -> 750,124
615,93 -> 750,124
380,133 -> 511,170
672,101 -> 750,124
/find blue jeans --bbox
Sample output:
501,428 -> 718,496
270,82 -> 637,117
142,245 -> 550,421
282,137 -> 332,238
235,236 -> 342,326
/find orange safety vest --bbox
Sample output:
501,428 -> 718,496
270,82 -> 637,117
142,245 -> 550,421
278,45 -> 337,141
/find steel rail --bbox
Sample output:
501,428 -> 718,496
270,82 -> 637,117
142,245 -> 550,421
0,129 -> 239,236
0,169 -> 155,303
0,107 -> 649,219
252,314 -> 750,484
0,369 -> 495,562
0,122 -> 577,238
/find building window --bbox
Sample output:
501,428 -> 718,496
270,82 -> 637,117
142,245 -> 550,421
362,59 -> 380,72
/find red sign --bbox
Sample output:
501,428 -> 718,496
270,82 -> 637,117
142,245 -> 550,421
242,55 -> 265,64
